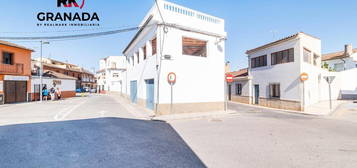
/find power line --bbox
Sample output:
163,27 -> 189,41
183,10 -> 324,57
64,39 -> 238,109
0,25 -> 154,41
0,25 -> 137,34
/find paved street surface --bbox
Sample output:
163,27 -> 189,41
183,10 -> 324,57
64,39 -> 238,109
0,95 -> 205,168
0,95 -> 357,168
170,102 -> 357,168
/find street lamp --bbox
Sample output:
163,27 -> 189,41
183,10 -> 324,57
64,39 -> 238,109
39,41 -> 50,102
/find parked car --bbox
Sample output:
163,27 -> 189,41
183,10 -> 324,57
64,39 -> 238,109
83,87 -> 90,92
76,88 -> 83,93
90,89 -> 97,93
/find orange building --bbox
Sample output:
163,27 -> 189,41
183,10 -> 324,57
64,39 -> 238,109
0,41 -> 33,104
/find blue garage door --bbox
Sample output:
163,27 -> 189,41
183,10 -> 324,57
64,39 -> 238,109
145,79 -> 155,110
130,81 -> 137,103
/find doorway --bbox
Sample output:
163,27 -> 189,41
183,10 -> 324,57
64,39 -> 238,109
130,80 -> 137,103
254,84 -> 259,104
228,84 -> 232,101
4,81 -> 27,104
145,79 -> 155,110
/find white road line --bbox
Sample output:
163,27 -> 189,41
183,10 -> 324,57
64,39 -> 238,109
54,99 -> 88,121
99,110 -> 107,117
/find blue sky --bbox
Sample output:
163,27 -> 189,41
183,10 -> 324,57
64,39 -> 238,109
0,0 -> 356,72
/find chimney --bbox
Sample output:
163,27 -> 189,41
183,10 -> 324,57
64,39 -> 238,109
225,61 -> 231,73
345,44 -> 353,56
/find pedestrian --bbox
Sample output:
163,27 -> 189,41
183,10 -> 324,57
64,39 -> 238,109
42,86 -> 48,101
56,88 -> 62,100
50,87 -> 55,101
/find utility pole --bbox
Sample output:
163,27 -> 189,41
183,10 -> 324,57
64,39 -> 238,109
39,41 -> 49,102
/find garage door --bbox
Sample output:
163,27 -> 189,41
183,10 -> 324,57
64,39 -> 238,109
4,81 -> 27,104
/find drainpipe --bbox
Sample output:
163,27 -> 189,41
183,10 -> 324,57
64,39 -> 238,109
340,58 -> 346,71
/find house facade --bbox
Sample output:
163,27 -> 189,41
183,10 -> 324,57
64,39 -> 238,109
31,70 -> 76,101
0,41 -> 33,105
96,56 -> 127,93
33,58 -> 96,90
229,32 -> 357,113
122,0 -> 226,115
322,44 -> 357,72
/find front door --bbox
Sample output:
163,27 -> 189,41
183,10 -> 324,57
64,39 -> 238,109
254,85 -> 259,104
228,84 -> 232,101
146,79 -> 155,110
130,81 -> 137,103
4,81 -> 27,104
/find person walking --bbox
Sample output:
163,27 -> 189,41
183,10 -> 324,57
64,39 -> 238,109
42,86 -> 48,101
56,88 -> 62,100
50,87 -> 55,101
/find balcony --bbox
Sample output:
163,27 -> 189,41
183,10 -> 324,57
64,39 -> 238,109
0,63 -> 24,75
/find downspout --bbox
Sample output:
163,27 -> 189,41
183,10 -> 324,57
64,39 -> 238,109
340,58 -> 346,71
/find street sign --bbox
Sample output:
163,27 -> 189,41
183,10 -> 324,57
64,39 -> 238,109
167,72 -> 176,84
300,72 -> 309,82
324,76 -> 335,84
226,74 -> 234,83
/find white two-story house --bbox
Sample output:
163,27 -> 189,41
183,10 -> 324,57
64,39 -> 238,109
122,0 -> 226,115
232,32 -> 357,113
96,56 -> 126,93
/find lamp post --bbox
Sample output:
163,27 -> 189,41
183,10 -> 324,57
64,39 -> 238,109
39,41 -> 50,102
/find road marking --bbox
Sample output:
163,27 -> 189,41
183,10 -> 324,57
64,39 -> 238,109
54,99 -> 88,121
99,110 -> 107,117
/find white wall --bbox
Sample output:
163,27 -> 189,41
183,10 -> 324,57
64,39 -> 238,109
31,77 -> 75,92
323,57 -> 357,72
123,0 -> 226,105
249,38 -> 302,102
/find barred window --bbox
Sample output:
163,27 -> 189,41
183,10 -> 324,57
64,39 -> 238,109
303,48 -> 312,64
182,37 -> 207,57
151,38 -> 157,55
235,83 -> 242,95
269,83 -> 280,98
271,48 -> 294,65
251,55 -> 267,68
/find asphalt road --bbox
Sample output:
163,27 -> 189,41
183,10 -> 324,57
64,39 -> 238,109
0,95 -> 205,168
170,102 -> 357,168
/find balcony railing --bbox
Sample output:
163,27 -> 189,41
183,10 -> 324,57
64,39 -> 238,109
0,63 -> 24,74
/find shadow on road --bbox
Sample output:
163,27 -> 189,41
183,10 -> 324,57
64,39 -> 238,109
0,117 -> 206,168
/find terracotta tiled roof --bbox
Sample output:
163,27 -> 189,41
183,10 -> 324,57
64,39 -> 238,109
227,68 -> 248,77
43,70 -> 77,80
0,40 -> 34,51
246,32 -> 319,54
322,48 -> 357,61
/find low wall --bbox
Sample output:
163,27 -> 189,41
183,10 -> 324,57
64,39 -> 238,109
30,91 -> 76,101
258,98 -> 302,111
231,95 -> 251,104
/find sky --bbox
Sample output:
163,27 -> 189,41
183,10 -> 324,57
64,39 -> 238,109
0,0 -> 357,72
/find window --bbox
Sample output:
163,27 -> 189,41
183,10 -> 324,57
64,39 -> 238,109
143,46 -> 147,60
113,73 -> 119,78
235,83 -> 242,95
151,38 -> 157,55
269,83 -> 280,98
251,55 -> 267,68
313,54 -> 319,66
2,52 -> 13,65
136,52 -> 139,64
271,48 -> 294,65
182,37 -> 207,57
303,48 -> 312,63
334,63 -> 344,71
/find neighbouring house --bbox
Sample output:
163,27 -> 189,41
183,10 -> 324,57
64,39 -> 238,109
229,32 -> 357,114
0,40 -> 33,105
31,70 -> 76,101
122,0 -> 226,115
226,68 -> 251,104
322,44 -> 357,72
96,56 -> 127,94
32,58 -> 96,90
